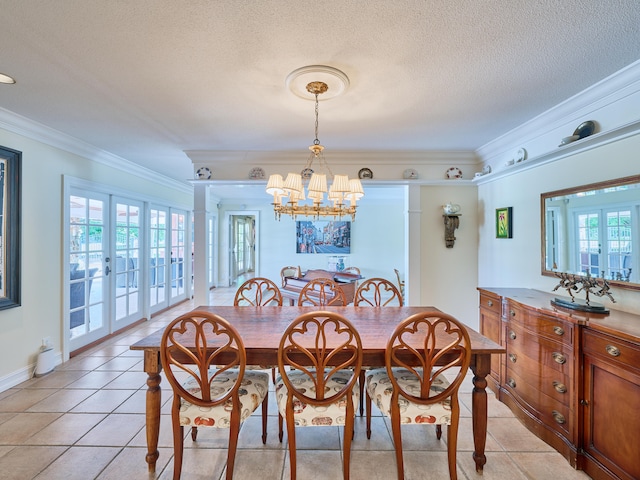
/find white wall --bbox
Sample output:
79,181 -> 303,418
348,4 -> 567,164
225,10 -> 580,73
216,186 -> 408,289
0,127 -> 192,390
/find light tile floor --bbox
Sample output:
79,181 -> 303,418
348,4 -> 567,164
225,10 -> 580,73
0,284 -> 592,479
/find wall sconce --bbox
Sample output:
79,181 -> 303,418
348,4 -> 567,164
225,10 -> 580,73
442,203 -> 461,248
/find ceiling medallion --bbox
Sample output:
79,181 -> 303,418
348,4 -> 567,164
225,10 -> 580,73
285,65 -> 350,100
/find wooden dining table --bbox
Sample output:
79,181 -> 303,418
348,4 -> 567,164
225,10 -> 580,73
130,305 -> 505,474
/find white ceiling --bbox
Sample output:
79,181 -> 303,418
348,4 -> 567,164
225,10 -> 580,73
1,0 -> 640,188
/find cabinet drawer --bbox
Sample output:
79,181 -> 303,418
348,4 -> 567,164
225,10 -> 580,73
479,291 -> 501,315
583,329 -> 640,371
504,369 -> 572,438
506,351 -> 571,404
526,314 -> 573,346
508,323 -> 573,375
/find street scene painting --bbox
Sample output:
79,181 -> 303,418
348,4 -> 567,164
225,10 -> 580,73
296,220 -> 351,254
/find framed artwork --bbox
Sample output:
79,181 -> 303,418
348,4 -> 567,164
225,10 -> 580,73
0,145 -> 21,310
496,207 -> 513,239
296,220 -> 351,254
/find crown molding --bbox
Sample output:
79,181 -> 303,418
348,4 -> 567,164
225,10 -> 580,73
185,149 -> 480,166
477,59 -> 640,161
0,107 -> 192,194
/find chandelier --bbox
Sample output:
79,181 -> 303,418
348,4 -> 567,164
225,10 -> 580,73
266,80 -> 364,221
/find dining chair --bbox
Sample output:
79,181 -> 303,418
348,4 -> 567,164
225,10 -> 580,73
160,310 -> 269,480
365,311 -> 471,480
353,277 -> 403,307
343,266 -> 360,275
280,265 -> 301,287
233,277 -> 283,383
234,276 -> 283,306
393,268 -> 405,301
276,311 -> 363,480
353,277 -> 403,416
298,278 -> 347,306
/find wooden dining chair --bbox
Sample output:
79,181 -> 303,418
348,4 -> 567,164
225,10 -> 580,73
353,277 -> 403,416
343,266 -> 360,275
234,277 -> 282,383
280,265 -> 301,287
160,311 -> 269,480
353,277 -> 403,307
298,278 -> 347,306
234,276 -> 283,306
365,311 -> 471,480
394,268 -> 405,301
276,311 -> 363,480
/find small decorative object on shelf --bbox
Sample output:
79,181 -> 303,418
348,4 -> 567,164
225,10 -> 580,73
445,167 -> 462,179
249,167 -> 265,179
551,269 -> 615,313
515,148 -> 527,163
195,167 -> 212,180
442,203 -> 461,214
403,168 -> 418,179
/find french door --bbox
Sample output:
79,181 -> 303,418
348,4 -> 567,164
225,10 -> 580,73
68,190 -> 144,351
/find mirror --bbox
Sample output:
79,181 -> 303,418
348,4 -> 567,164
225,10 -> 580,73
541,174 -> 640,291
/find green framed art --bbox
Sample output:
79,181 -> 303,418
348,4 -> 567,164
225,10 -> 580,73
496,207 -> 513,239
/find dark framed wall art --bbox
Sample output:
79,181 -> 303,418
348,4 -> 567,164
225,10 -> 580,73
0,145 -> 21,310
496,206 -> 513,239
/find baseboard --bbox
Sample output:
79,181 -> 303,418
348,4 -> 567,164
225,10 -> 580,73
0,351 -> 63,393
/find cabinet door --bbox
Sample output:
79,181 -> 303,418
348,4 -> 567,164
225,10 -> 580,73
582,353 -> 640,480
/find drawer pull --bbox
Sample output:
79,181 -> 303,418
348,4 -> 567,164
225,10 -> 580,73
605,345 -> 621,357
508,353 -> 517,363
510,309 -> 516,317
552,352 -> 567,365
552,410 -> 566,424
507,378 -> 516,389
487,300 -> 493,307
509,330 -> 517,340
553,326 -> 565,336
552,381 -> 567,394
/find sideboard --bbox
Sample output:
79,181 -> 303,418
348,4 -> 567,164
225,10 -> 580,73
478,288 -> 640,480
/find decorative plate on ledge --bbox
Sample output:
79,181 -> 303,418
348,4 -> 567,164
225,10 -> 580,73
358,167 -> 373,179
249,167 -> 265,179
403,168 -> 418,179
195,167 -> 212,180
445,167 -> 462,179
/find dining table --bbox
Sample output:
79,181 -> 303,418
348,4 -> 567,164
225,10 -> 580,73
130,305 -> 505,474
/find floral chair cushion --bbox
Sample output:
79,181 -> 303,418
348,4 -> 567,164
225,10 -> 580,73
366,367 -> 452,425
178,369 -> 270,428
275,369 -> 359,427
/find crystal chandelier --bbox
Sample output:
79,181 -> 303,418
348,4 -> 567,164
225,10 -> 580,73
266,80 -> 364,221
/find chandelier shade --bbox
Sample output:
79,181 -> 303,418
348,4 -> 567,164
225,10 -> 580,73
266,72 -> 363,221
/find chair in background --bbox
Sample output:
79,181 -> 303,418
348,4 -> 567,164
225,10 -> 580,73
353,277 -> 403,415
234,277 -> 283,306
280,265 -> 301,287
234,277 -> 282,383
298,278 -> 347,306
160,311 -> 269,480
276,311 -> 363,480
343,266 -> 360,275
394,268 -> 405,301
353,277 -> 403,307
365,311 -> 471,480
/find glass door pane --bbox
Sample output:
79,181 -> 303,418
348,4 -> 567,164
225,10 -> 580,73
69,192 -> 109,351
170,210 -> 187,301
113,198 -> 143,328
577,212 -> 601,276
150,207 -> 169,313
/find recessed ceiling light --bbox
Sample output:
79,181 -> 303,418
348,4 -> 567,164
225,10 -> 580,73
0,73 -> 16,84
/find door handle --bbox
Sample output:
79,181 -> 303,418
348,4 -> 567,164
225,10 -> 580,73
105,266 -> 111,276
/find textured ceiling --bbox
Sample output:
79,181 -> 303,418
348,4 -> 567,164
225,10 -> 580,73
1,0 -> 640,185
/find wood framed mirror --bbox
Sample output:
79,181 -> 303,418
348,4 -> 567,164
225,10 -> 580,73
541,174 -> 640,291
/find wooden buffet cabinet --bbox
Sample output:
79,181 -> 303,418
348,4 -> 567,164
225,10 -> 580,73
479,288 -> 640,480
